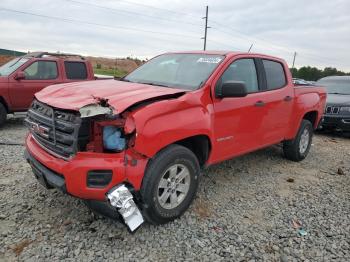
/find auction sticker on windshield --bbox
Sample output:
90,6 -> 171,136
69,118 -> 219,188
197,57 -> 222,63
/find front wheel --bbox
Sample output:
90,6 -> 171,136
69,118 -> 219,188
283,119 -> 313,162
140,144 -> 200,225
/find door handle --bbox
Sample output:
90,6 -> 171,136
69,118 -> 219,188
255,101 -> 265,107
284,96 -> 292,102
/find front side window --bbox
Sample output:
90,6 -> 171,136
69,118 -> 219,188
24,61 -> 58,80
64,62 -> 88,80
263,60 -> 286,90
219,59 -> 259,93
0,58 -> 29,76
124,53 -> 224,90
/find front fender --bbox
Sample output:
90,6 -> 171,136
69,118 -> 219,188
130,92 -> 213,157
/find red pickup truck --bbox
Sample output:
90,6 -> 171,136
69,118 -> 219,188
24,51 -> 326,231
0,52 -> 95,126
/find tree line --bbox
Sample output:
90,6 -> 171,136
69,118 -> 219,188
290,66 -> 350,81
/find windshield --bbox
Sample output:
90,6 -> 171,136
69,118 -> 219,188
124,53 -> 224,90
0,57 -> 29,76
317,78 -> 350,95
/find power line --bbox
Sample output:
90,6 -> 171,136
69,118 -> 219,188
210,20 -> 347,66
0,7 -> 201,40
114,0 -> 200,19
210,22 -> 293,54
66,1 -> 346,66
63,0 -> 202,28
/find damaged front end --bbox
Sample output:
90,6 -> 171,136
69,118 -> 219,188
26,98 -> 145,231
79,101 -> 145,231
78,101 -> 135,154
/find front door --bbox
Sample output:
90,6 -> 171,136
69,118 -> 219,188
211,57 -> 268,163
9,60 -> 60,110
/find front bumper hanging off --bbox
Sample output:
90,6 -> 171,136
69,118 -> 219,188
106,185 -> 144,232
25,134 -> 145,232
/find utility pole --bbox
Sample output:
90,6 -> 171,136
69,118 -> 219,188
202,6 -> 209,51
292,51 -> 297,69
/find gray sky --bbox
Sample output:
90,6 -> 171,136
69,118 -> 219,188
0,0 -> 349,71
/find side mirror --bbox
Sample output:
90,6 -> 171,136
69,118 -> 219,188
215,81 -> 248,98
14,71 -> 26,80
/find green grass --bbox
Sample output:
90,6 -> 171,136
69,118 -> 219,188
93,68 -> 127,78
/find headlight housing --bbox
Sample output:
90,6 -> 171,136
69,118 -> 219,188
340,106 -> 350,113
103,126 -> 126,151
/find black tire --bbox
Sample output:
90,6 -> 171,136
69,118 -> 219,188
283,119 -> 313,162
140,144 -> 200,225
0,103 -> 7,127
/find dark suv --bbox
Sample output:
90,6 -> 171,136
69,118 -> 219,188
317,76 -> 350,131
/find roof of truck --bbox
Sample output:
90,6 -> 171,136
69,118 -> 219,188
168,50 -> 285,61
23,51 -> 85,60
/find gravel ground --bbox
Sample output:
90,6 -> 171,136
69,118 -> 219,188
0,115 -> 349,261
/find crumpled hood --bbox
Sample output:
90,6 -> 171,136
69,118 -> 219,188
326,94 -> 350,106
35,80 -> 186,114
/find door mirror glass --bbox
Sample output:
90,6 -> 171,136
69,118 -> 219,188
215,81 -> 248,98
14,71 -> 26,80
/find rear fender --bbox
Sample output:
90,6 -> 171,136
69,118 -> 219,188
286,92 -> 326,139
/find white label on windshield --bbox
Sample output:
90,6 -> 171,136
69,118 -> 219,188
197,57 -> 222,64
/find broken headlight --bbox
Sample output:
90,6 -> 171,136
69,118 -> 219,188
103,126 -> 126,151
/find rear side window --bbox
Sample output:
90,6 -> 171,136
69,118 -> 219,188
64,62 -> 87,80
24,61 -> 58,80
263,60 -> 286,90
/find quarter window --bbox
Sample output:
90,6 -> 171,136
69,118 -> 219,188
263,60 -> 286,90
64,62 -> 87,80
219,59 -> 259,93
24,61 -> 58,80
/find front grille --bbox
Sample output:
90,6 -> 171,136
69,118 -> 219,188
25,100 -> 90,159
325,106 -> 340,115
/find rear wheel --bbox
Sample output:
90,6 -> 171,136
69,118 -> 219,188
140,144 -> 200,225
0,103 -> 7,127
283,120 -> 313,162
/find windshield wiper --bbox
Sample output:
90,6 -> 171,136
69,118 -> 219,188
137,81 -> 170,88
116,77 -> 130,82
328,92 -> 349,95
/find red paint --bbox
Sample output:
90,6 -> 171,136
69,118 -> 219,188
25,51 -> 327,200
36,80 -> 185,113
0,55 -> 94,112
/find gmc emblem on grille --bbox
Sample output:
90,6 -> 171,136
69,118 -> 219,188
26,119 -> 50,139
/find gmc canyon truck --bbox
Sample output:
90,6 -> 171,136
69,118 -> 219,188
24,51 -> 326,231
0,52 -> 95,127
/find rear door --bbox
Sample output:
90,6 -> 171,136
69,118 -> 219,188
258,59 -> 294,145
9,60 -> 61,110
